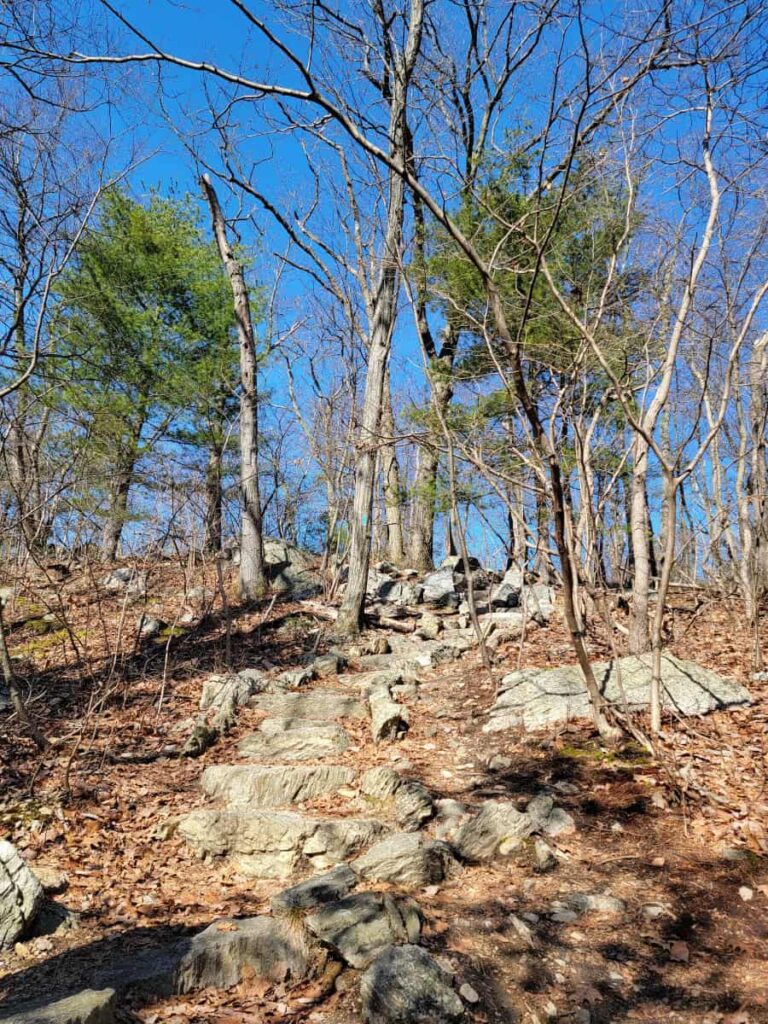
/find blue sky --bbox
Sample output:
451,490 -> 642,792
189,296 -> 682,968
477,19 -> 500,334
4,0 -> 767,567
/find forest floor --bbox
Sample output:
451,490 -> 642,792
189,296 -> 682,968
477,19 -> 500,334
0,561 -> 767,1024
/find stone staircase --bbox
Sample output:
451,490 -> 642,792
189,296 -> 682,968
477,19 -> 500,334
2,622 -> 572,1024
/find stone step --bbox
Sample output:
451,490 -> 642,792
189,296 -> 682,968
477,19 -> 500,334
249,689 -> 365,721
237,719 -> 349,761
201,763 -> 355,808
177,807 -> 386,878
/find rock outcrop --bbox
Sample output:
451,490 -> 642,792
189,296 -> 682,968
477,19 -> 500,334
249,690 -> 365,721
0,841 -> 44,950
485,653 -> 752,732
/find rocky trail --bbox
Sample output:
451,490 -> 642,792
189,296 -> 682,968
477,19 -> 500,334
1,558 -> 767,1024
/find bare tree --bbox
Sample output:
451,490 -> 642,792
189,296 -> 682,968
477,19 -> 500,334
201,174 -> 267,599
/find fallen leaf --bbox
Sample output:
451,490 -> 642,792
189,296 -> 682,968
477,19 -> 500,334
669,940 -> 690,963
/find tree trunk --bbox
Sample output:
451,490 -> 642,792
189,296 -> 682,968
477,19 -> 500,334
201,174 -> 266,600
622,472 -> 634,588
6,278 -> 52,559
650,470 -> 678,733
534,485 -> 552,580
380,371 -> 405,565
628,441 -> 652,653
101,459 -> 134,562
408,443 -> 438,570
407,373 -> 453,571
445,515 -> 457,558
204,445 -> 223,554
336,0 -> 425,635
336,325 -> 394,633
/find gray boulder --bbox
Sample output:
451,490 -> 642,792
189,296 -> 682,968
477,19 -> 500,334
275,665 -> 315,689
416,612 -> 442,640
178,808 -> 384,878
532,837 -> 558,873
175,915 -> 309,990
137,614 -> 164,639
421,567 -> 459,608
352,833 -> 456,887
305,891 -> 421,969
543,806 -> 576,836
101,567 -> 146,595
551,892 -> 625,917
0,840 -> 44,949
490,566 -> 524,608
485,653 -> 752,733
200,763 -> 355,808
264,539 -> 321,598
238,719 -> 349,761
361,767 -> 434,831
441,554 -> 481,573
312,652 -> 345,677
360,945 -> 465,1023
524,583 -> 555,621
271,864 -> 358,913
355,669 -> 406,697
453,801 -> 536,862
377,579 -> 424,606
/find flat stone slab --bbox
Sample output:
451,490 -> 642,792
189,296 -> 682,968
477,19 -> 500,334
485,653 -> 751,732
249,690 -> 365,721
237,720 -> 349,761
178,808 -> 385,877
305,891 -> 421,969
201,764 -> 355,807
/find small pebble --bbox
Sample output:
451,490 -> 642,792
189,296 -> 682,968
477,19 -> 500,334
459,982 -> 480,1004
641,903 -> 666,919
552,910 -> 579,923
739,886 -> 754,902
